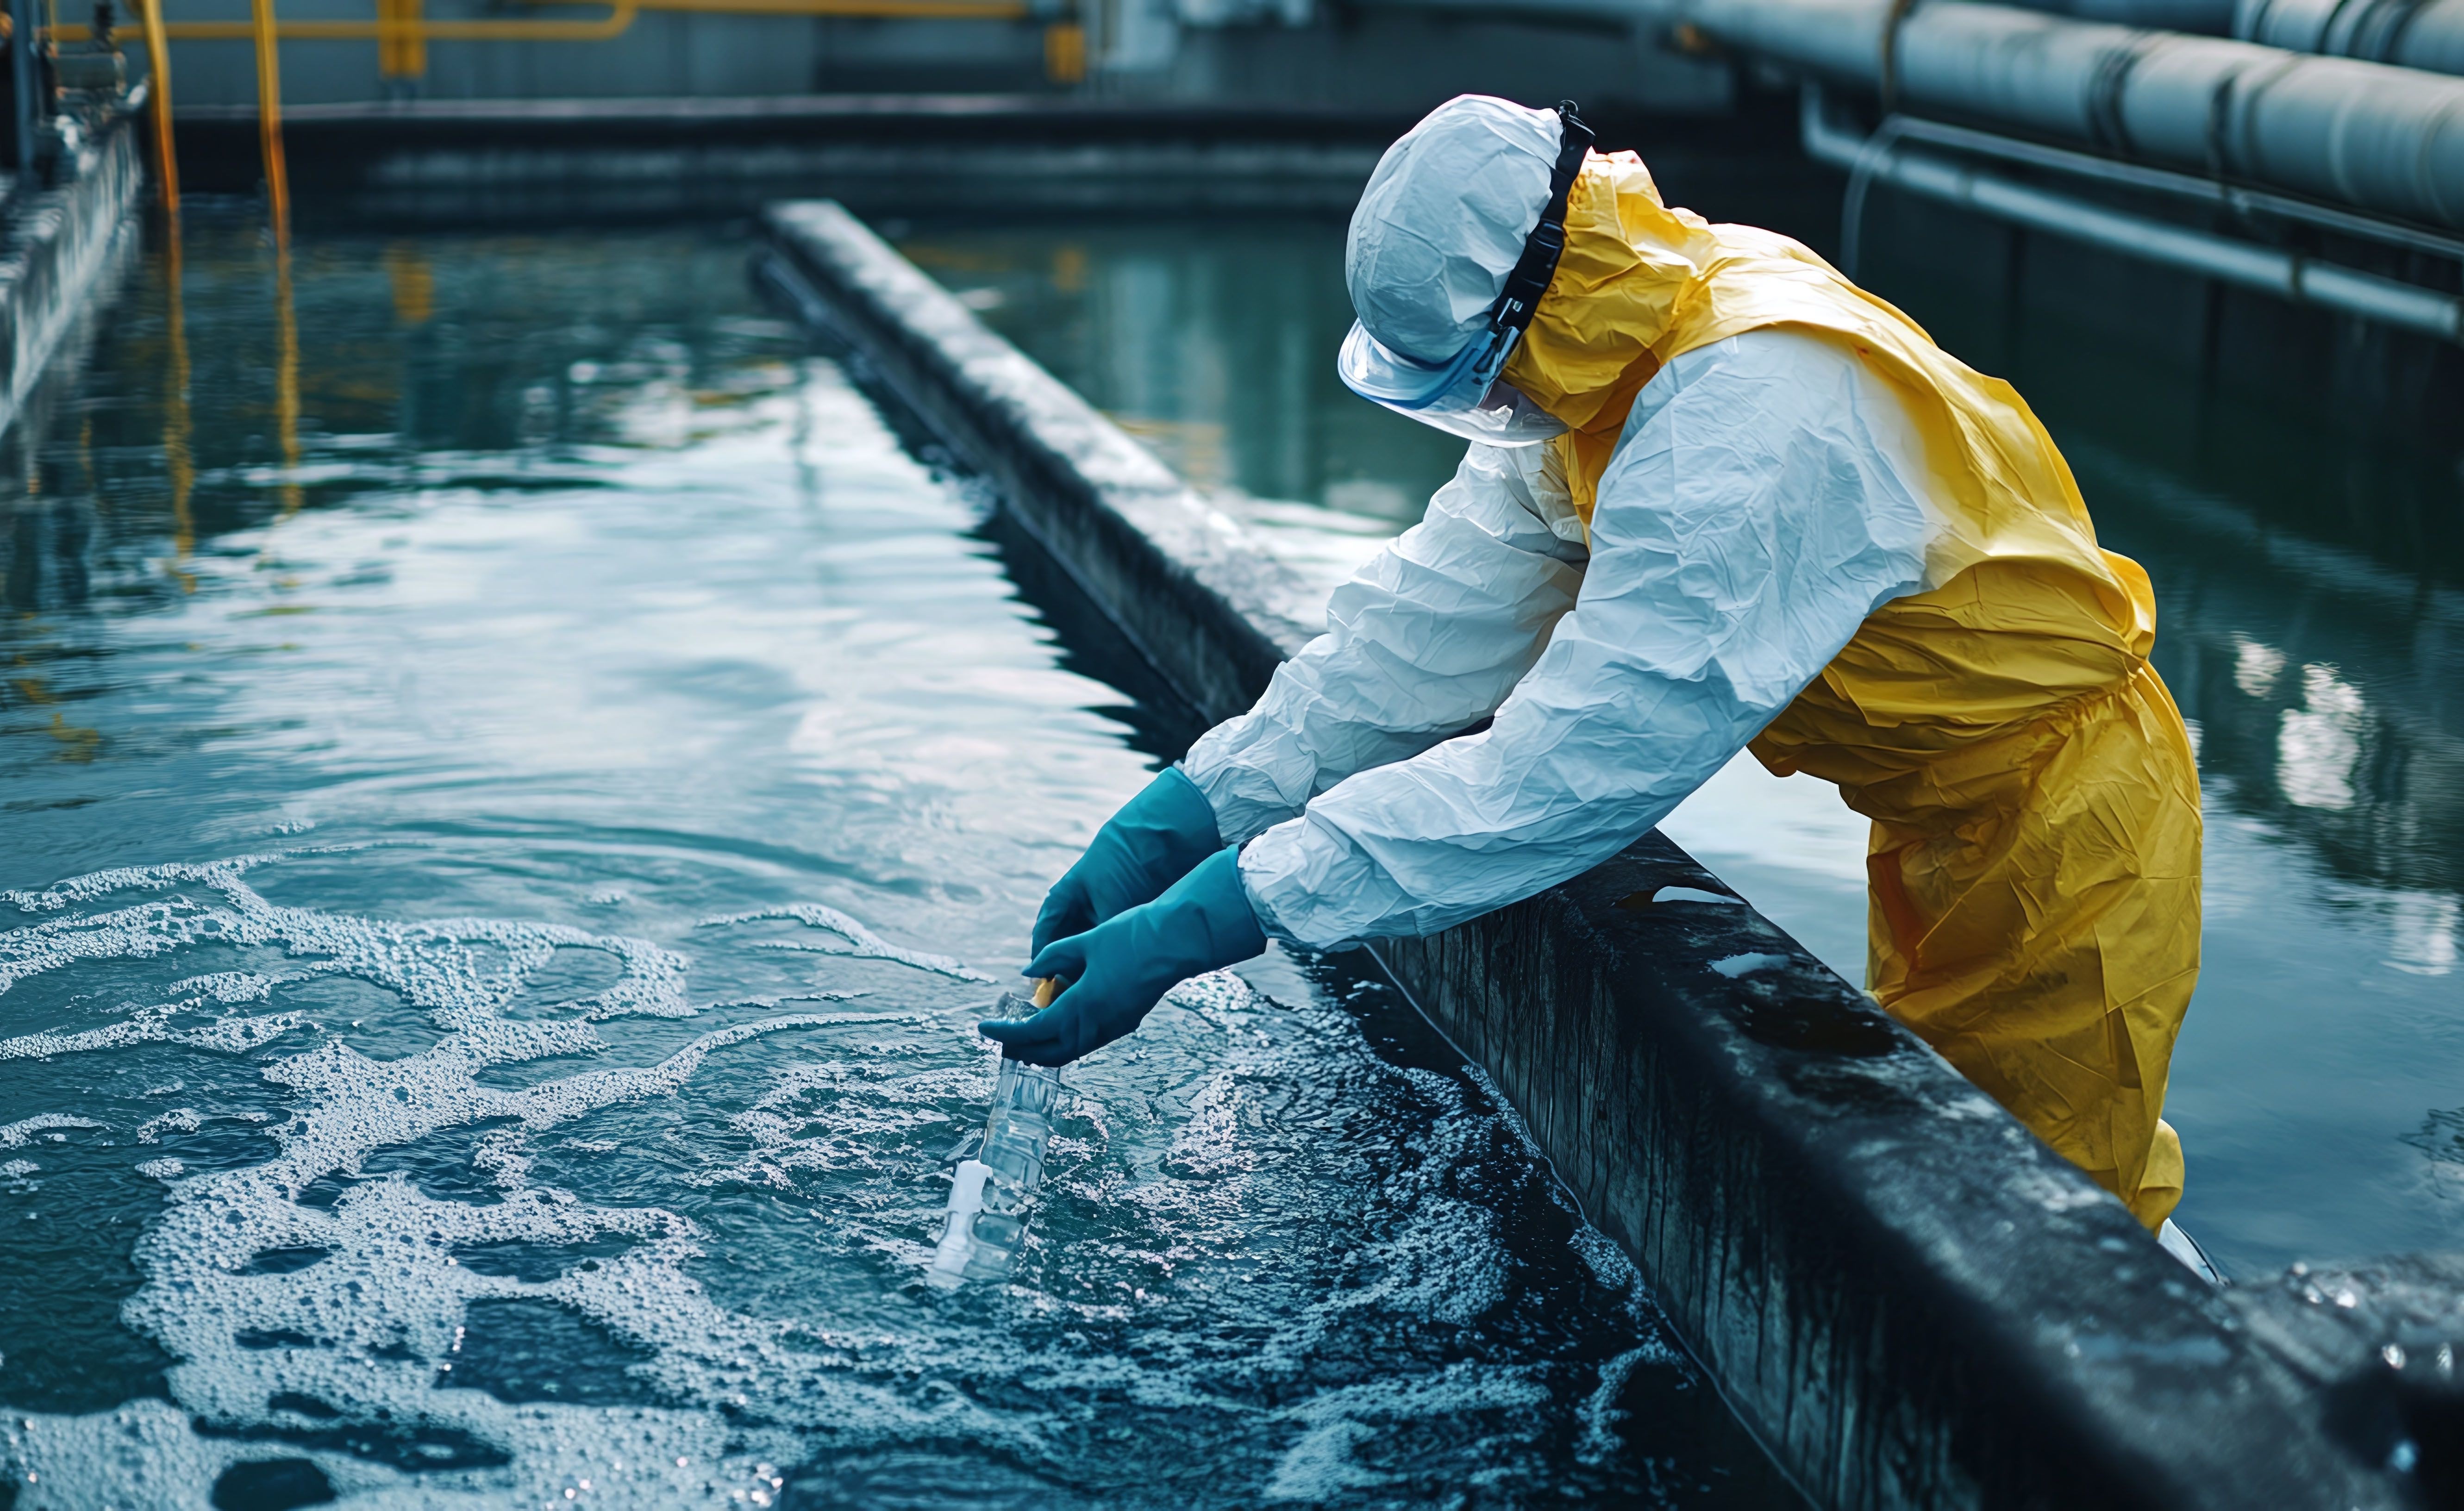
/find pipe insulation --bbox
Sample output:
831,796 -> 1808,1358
1694,0 -> 2464,228
1803,92 -> 2464,336
2236,0 -> 2464,77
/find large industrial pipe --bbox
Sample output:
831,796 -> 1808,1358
1995,0 -> 2464,62
1693,0 -> 2464,228
2016,0 -> 2233,35
2235,0 -> 2464,76
1802,90 -> 2464,338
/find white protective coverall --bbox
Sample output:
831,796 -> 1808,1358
1167,94 -> 2201,1234
1184,328 -> 1935,949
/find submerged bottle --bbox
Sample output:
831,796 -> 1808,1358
927,991 -> 1064,1288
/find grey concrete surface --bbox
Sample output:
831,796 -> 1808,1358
170,96 -> 1399,223
756,194 -> 2445,1511
0,103 -> 144,446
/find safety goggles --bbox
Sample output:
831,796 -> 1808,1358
1338,100 -> 1595,448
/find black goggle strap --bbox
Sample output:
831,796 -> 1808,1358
1486,101 -> 1595,345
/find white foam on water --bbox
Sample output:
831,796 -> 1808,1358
136,1108 -> 203,1143
1264,1364 -> 1552,1502
0,858 -> 1693,1504
0,857 -> 1001,1506
0,1113 -> 102,1147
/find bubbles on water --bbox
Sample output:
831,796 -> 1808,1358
136,1108 -> 203,1143
0,857 -> 1704,1505
0,856 -> 951,1505
0,1113 -> 101,1146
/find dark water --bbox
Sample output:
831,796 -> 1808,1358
905,213 -> 2464,1278
0,222 -> 1794,1505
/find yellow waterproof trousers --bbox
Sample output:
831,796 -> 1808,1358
1749,563 -> 2203,1228
1500,149 -> 2204,1228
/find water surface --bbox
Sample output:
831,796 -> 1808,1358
0,222 -> 1790,1506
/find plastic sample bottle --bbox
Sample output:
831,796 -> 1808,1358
928,995 -> 1064,1288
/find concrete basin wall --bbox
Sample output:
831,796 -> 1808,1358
0,103 -> 145,444
756,198 -> 2414,1511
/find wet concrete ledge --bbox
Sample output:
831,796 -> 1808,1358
0,102 -> 144,444
756,199 -> 2429,1510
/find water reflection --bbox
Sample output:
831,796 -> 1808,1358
0,219 -> 1781,1504
899,223 -> 1461,592
917,212 -> 2464,1272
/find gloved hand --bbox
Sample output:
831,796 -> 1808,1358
983,846 -> 1266,1067
1031,766 -> 1223,956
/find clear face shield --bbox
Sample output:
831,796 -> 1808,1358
1335,321 -> 1566,448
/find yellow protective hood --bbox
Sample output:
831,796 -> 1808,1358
1502,151 -> 2144,651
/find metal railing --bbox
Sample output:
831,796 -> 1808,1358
1802,84 -> 2464,342
29,0 -> 1078,232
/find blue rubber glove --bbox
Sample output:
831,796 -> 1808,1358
984,846 -> 1266,1067
1031,766 -> 1223,956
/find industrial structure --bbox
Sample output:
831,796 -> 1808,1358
0,0 -> 2454,1502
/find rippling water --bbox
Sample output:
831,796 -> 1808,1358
0,223 -> 1790,1506
909,214 -> 2464,1275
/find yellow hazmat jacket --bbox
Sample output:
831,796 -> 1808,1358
1504,151 -> 2202,1227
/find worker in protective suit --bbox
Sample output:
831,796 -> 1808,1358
982,94 -> 2203,1236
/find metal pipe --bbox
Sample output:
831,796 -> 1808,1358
1866,99 -> 2464,258
2007,0 -> 2234,34
377,0 -> 421,78
2235,0 -> 2464,77
138,0 -> 174,214
250,0 -> 285,238
1693,0 -> 2464,230
1801,84 -> 2464,339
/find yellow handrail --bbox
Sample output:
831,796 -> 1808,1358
251,0 -> 287,237
582,0 -> 1028,15
44,0 -> 1066,238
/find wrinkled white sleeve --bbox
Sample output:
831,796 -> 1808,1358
1238,328 -> 1938,950
1179,442 -> 1590,845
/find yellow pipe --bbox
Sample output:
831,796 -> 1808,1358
377,0 -> 423,74
250,0 -> 288,239
1042,18 -> 1081,81
138,0 -> 178,215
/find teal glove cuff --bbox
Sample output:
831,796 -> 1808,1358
1029,766 -> 1223,956
985,846 -> 1265,1067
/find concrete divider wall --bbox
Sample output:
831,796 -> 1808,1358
757,198 -> 2420,1511
0,104 -> 145,445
